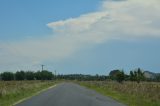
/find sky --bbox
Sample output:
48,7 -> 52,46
0,0 -> 160,75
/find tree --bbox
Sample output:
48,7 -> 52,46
116,71 -> 125,83
1,72 -> 14,81
15,70 -> 25,80
35,71 -> 42,80
135,68 -> 144,83
41,70 -> 53,80
25,71 -> 35,80
109,70 -> 121,80
130,71 -> 135,81
155,74 -> 160,82
34,70 -> 53,80
130,68 -> 145,83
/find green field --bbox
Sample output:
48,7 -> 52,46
0,80 -> 160,106
79,81 -> 160,106
0,81 -> 57,106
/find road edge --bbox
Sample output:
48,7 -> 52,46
12,84 -> 57,106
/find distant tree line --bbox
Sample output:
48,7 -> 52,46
0,70 -> 108,81
56,74 -> 108,81
0,68 -> 159,82
0,70 -> 53,81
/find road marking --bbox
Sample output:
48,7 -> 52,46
12,84 -> 57,106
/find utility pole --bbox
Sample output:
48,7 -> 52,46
55,70 -> 57,79
41,65 -> 45,71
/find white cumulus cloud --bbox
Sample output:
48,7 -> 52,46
0,0 -> 160,70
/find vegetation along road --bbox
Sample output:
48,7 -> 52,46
15,82 -> 126,106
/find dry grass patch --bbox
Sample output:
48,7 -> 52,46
79,81 -> 160,106
0,80 -> 56,106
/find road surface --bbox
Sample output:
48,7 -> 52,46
16,82 -> 126,106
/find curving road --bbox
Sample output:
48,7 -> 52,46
16,82 -> 126,106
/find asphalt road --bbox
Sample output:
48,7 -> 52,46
16,82 -> 126,106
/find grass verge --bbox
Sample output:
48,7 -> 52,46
0,81 -> 57,106
78,81 -> 160,106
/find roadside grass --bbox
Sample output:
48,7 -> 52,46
78,81 -> 160,106
0,80 -> 57,106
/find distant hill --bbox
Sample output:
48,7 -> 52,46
144,71 -> 160,79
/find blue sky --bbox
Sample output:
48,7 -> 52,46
0,0 -> 160,75
0,0 -> 99,41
